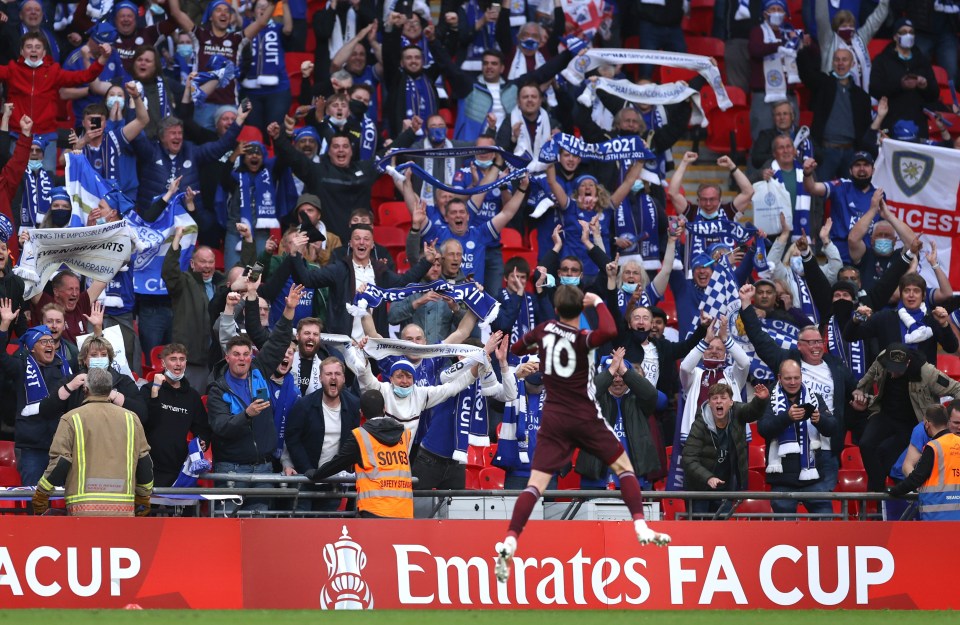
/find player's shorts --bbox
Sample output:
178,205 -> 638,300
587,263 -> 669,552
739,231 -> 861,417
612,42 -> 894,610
531,409 -> 625,475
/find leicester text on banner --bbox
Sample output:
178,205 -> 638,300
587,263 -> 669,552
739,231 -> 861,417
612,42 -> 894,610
872,138 -> 960,282
14,220 -> 139,300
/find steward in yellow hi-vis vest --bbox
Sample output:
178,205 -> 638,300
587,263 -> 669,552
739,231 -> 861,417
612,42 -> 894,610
306,389 -> 414,518
32,369 -> 154,517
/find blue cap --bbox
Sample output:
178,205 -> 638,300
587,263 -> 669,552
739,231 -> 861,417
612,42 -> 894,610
20,325 -> 52,350
691,253 -> 715,269
763,0 -> 788,11
293,126 -> 320,143
573,174 -> 598,187
31,135 -> 48,151
892,119 -> 919,141
88,20 -> 117,44
389,359 -> 417,381
599,355 -> 632,373
49,186 -> 70,203
113,0 -> 138,16
246,141 -> 266,155
202,0 -> 232,24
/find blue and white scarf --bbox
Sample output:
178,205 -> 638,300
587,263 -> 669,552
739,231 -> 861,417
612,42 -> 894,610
379,146 -> 530,196
240,23 -> 283,89
754,235 -> 770,272
699,260 -> 740,320
55,343 -> 73,377
351,278 -> 501,325
22,354 -> 49,417
137,79 -> 171,123
771,160 -> 811,236
439,360 -> 487,461
192,56 -> 237,106
22,168 -> 53,228
461,0 -> 498,71
501,288 -> 536,347
402,72 -> 437,124
827,315 -> 865,380
540,133 -> 656,166
792,266 -> 819,325
359,115 -> 377,161
685,217 -> 752,260
236,164 -> 279,229
616,191 -> 661,265
171,438 -> 212,488
897,303 -> 933,344
270,374 -> 301,458
767,381 -> 820,480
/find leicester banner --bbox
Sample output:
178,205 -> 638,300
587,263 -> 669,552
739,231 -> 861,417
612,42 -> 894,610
125,193 -> 198,295
872,139 -> 960,282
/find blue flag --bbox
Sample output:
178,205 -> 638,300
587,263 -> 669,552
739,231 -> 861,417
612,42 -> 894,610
125,193 -> 198,295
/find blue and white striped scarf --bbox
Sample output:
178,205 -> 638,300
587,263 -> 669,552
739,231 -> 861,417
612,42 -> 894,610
501,288 -> 536,348
767,381 -> 820,480
171,438 -> 212,488
772,160 -> 811,237
352,279 -> 500,325
22,353 -> 49,417
495,359 -> 543,470
22,168 -> 52,228
827,315 -> 865,380
615,191 -> 661,263
440,360 -> 487,462
792,266 -> 819,325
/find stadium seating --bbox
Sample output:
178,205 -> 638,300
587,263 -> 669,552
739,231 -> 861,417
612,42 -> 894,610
373,226 -> 407,256
735,498 -> 773,518
0,441 -> 16,469
0,466 -> 21,487
747,469 -> 768,492
842,446 -> 865,471
748,445 -> 766,471
478,466 -> 505,490
377,201 -> 413,229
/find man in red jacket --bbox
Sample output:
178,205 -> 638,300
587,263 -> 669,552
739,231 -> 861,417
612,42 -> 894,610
0,32 -> 111,161
0,114 -> 33,263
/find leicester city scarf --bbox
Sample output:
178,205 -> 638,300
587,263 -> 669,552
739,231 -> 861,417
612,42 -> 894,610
403,72 -> 437,122
352,279 -> 501,326
827,315 -> 865,380
379,146 -> 530,196
362,337 -> 485,366
577,78 -> 707,127
771,160 -> 810,236
22,354 -> 49,417
792,266 -> 819,325
236,165 -> 279,229
22,168 -> 53,229
55,343 -> 73,377
540,133 -> 656,165
192,56 -> 237,106
241,23 -> 283,89
359,115 -> 377,161
270,374 -> 301,458
616,191 -> 661,263
500,288 -> 536,347
898,303 -> 933,344
686,218 -> 752,260
767,382 -> 820,480
562,48 -> 732,110
171,438 -> 212,488
439,359 -> 484,461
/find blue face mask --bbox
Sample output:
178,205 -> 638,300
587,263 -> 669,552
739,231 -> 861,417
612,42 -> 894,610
831,71 -> 851,80
428,127 -> 447,144
27,160 -> 43,172
698,208 -> 719,220
631,180 -> 643,194
150,3 -> 165,14
622,282 -> 638,294
560,276 -> 580,286
519,38 -> 539,51
543,273 -> 556,288
176,44 -> 194,58
475,159 -> 493,169
873,239 -> 894,255
106,95 -> 125,110
393,385 -> 413,398
88,356 -> 110,370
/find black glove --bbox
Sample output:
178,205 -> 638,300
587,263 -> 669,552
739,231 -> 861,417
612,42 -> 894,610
304,469 -> 318,482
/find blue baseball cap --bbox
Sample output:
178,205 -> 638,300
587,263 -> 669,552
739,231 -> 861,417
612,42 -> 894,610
763,0 -> 788,12
88,20 -> 117,44
49,186 -> 70,203
113,0 -> 139,16
892,119 -> 919,141
293,126 -> 321,143
691,253 -> 715,269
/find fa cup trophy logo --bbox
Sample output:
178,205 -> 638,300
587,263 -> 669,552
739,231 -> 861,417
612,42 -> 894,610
319,525 -> 374,610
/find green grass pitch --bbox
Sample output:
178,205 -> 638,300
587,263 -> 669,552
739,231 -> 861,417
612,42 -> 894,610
0,611 -> 954,625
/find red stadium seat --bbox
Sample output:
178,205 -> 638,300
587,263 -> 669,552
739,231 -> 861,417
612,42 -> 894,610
868,38 -> 891,60
748,445 -> 766,470
465,468 -> 481,490
478,466 -> 505,490
376,201 -> 412,228
466,445 -> 485,470
6,343 -> 18,355
374,226 -> 407,255
285,52 -> 313,99
371,174 -> 397,210
735,498 -> 773,517
939,353 -> 960,380
686,36 -> 726,80
483,444 -> 497,466
747,469 -> 768,492
499,227 -> 524,249
660,65 -> 699,85
835,469 -> 869,517
842,446 -> 864,471
0,466 -> 21,487
394,251 -> 411,273
705,109 -> 752,155
212,248 -> 225,271
0,441 -> 16,468
661,497 -> 685,521
682,0 -> 714,36
933,65 -> 950,87
149,345 -> 165,370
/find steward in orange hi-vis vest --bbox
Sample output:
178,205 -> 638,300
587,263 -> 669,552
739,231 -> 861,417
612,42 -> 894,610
353,420 -> 413,519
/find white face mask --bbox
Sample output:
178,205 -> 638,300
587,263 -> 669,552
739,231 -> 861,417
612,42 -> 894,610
898,33 -> 915,49
88,356 -> 110,370
24,58 -> 42,68
767,11 -> 785,27
165,369 -> 185,382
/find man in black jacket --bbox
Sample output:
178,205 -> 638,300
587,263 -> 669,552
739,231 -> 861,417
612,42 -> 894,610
285,357 -> 360,511
797,45 -> 873,181
140,343 -> 211,487
206,283 -> 300,513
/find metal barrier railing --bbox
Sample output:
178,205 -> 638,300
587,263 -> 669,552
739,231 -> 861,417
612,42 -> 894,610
0,473 -> 918,520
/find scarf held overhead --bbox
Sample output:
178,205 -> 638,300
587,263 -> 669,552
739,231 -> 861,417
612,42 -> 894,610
578,78 -> 707,127
378,146 -> 530,196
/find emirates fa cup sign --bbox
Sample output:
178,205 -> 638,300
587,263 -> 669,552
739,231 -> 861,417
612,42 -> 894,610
319,525 -> 374,610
